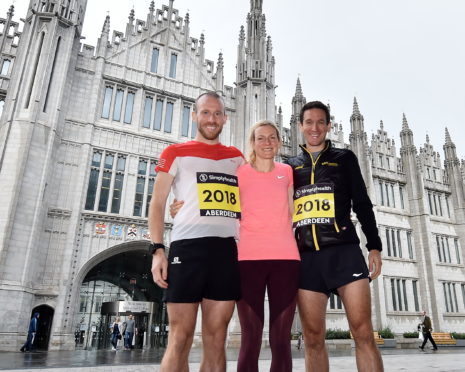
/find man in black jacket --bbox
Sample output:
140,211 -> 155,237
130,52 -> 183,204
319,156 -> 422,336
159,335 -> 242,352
287,101 -> 383,372
419,310 -> 438,350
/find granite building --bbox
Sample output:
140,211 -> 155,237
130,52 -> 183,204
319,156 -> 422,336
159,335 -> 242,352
0,0 -> 464,351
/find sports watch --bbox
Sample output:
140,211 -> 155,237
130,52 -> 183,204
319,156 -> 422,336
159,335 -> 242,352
149,242 -> 165,254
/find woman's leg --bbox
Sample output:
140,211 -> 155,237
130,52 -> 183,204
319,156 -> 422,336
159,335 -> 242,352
237,261 -> 267,372
267,260 -> 300,372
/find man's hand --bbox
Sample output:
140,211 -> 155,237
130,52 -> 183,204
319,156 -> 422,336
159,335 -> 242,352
368,249 -> 382,280
151,250 -> 168,288
169,199 -> 184,218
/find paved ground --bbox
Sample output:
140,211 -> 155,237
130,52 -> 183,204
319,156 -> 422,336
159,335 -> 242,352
0,347 -> 464,371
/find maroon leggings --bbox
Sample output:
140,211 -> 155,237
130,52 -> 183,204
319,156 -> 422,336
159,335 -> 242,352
237,260 -> 300,372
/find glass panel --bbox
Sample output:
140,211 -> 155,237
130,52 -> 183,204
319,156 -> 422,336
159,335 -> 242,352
413,280 -> 419,311
397,230 -> 402,258
391,278 -> 397,311
151,48 -> 159,73
92,152 -> 102,167
402,280 -> 408,311
181,106 -> 190,137
113,89 -> 124,121
153,99 -> 163,130
133,177 -> 145,217
143,97 -> 153,128
385,229 -> 391,257
101,86 -> 113,119
111,174 -> 124,214
138,159 -> 147,175
116,157 -> 126,172
149,161 -> 157,177
124,92 -> 135,124
104,154 -> 114,170
396,279 -> 402,311
455,239 -> 461,264
164,102 -> 173,133
169,53 -> 177,78
191,119 -> 197,138
407,232 -> 413,259
85,168 -> 99,210
98,170 -> 112,212
1,59 -> 11,75
145,178 -> 155,218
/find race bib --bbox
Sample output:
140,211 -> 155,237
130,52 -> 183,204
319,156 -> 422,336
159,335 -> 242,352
293,183 -> 335,228
197,172 -> 241,218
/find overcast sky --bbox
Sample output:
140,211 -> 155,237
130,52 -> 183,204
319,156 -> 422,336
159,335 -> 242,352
3,0 -> 465,159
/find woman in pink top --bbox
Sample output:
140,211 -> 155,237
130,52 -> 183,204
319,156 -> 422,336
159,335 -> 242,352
236,120 -> 300,372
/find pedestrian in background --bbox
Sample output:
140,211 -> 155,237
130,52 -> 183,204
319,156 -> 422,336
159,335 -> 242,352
20,312 -> 40,352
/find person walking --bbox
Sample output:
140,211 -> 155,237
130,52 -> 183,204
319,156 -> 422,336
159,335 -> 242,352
20,312 -> 39,352
124,314 -> 135,349
419,310 -> 438,351
110,317 -> 122,350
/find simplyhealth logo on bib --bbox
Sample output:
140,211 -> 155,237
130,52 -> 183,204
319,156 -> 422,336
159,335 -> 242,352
293,183 -> 335,228
196,172 -> 241,219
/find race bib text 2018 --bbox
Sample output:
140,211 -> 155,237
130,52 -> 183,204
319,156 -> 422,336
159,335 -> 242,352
293,183 -> 335,228
197,172 -> 241,219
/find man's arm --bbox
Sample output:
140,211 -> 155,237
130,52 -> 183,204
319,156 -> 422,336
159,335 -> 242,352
148,171 -> 174,288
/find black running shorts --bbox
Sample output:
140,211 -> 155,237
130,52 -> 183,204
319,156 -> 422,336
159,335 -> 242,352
299,244 -> 370,296
164,236 -> 241,303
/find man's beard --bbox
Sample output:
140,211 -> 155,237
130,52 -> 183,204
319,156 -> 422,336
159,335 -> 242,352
197,124 -> 223,141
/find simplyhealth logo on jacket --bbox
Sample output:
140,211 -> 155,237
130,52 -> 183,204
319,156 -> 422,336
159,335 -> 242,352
285,140 -> 382,252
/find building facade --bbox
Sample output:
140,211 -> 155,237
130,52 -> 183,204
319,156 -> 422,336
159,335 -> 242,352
0,0 -> 464,351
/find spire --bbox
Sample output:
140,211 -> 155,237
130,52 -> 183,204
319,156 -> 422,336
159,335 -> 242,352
7,4 -> 14,18
426,134 -> 430,144
445,127 -> 452,144
239,25 -> 245,41
102,14 -> 110,34
352,97 -> 360,115
278,106 -> 282,114
402,113 -> 409,130
295,77 -> 303,98
266,36 -> 272,51
129,8 -> 135,23
380,120 -> 384,130
200,33 -> 205,45
217,52 -> 224,69
149,1 -> 155,13
185,12 -> 190,24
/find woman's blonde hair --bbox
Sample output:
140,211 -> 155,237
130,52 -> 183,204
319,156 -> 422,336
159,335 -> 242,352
247,120 -> 281,165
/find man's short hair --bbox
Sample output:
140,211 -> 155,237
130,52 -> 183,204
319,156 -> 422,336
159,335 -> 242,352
299,101 -> 330,124
194,91 -> 225,113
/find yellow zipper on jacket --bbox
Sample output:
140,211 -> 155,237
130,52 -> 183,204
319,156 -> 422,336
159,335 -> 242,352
301,142 -> 330,251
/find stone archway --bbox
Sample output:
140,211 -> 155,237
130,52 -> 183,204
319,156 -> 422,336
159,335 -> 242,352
72,241 -> 164,349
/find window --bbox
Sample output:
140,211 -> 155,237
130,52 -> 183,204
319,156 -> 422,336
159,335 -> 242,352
379,181 -> 384,206
412,280 -> 420,312
462,284 -> 465,309
378,154 -> 383,168
329,293 -> 342,310
0,98 -> 4,117
399,186 -> 405,209
85,151 -> 102,210
133,159 -> 157,217
113,88 -> 124,121
164,101 -> 174,133
389,278 -> 409,312
169,53 -> 177,78
397,230 -> 402,258
443,282 -> 459,313
154,99 -> 163,130
181,105 -> 191,137
124,91 -> 135,124
407,231 -> 414,259
150,48 -> 159,73
101,85 -> 137,123
386,157 -> 390,170
390,184 -> 395,208
455,239 -> 461,264
85,150 -> 126,214
428,192 -> 433,215
143,96 -> 153,128
385,229 -> 391,257
101,86 -> 113,119
446,196 -> 451,218
1,59 -> 11,75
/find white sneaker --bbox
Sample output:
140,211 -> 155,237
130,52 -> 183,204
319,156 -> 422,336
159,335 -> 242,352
112,347 -> 116,350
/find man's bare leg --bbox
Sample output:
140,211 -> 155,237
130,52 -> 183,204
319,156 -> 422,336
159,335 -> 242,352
199,299 -> 235,372
160,302 -> 199,372
339,279 -> 384,372
298,289 -> 329,372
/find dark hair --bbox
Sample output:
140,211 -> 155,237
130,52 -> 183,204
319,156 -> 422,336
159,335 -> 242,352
299,101 -> 330,124
194,91 -> 225,113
